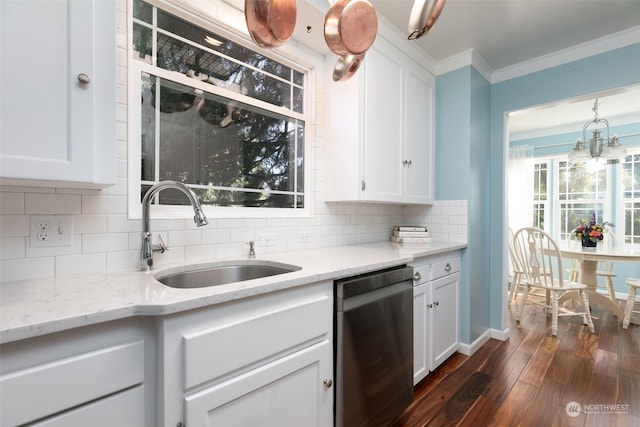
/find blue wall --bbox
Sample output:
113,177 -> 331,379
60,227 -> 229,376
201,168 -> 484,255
436,43 -> 640,343
436,66 -> 491,344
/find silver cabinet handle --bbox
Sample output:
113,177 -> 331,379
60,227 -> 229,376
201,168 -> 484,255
427,303 -> 433,309
413,271 -> 422,281
324,379 -> 333,388
444,263 -> 451,272
77,73 -> 91,84
402,160 -> 413,166
434,301 -> 439,306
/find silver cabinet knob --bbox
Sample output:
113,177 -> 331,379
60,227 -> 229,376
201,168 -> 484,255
413,271 -> 422,281
444,263 -> 451,272
324,379 -> 333,388
427,303 -> 433,309
77,73 -> 91,84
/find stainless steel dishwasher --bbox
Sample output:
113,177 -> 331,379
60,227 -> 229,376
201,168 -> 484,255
335,265 -> 414,427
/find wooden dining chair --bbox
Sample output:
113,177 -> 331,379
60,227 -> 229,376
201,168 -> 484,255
623,278 -> 640,330
512,227 -> 595,337
508,227 -> 525,304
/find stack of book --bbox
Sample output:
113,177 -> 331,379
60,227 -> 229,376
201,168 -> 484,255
390,225 -> 432,243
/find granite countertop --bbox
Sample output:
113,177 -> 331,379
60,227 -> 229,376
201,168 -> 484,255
0,241 -> 466,344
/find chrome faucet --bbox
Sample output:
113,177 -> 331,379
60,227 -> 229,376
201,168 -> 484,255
140,181 -> 208,270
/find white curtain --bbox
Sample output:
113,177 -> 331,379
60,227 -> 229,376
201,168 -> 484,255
508,145 -> 534,232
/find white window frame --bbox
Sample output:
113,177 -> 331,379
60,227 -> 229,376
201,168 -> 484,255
617,146 -> 640,247
553,156 -> 613,242
126,0 -> 315,220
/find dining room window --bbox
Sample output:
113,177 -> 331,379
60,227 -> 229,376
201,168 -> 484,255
622,150 -> 640,245
128,0 -> 309,217
557,160 -> 610,241
532,161 -> 548,230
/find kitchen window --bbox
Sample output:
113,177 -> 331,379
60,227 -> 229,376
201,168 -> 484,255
128,0 -> 310,218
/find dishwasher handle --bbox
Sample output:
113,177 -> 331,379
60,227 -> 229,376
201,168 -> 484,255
338,280 -> 412,312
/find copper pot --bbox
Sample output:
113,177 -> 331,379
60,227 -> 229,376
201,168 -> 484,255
408,0 -> 446,40
332,53 -> 365,82
324,0 -> 377,56
245,0 -> 297,48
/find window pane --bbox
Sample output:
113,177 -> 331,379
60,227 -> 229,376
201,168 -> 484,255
141,74 -> 305,208
133,0 -> 152,24
141,74 -> 156,181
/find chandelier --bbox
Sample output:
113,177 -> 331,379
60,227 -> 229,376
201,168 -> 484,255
568,99 -> 627,162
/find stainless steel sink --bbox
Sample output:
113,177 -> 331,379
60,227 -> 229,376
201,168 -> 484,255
154,260 -> 301,289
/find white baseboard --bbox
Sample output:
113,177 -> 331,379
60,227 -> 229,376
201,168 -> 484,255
458,327 -> 510,356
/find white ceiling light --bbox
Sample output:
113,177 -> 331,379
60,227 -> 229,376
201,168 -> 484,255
568,99 -> 627,162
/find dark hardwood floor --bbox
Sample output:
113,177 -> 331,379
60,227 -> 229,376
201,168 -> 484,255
393,300 -> 640,426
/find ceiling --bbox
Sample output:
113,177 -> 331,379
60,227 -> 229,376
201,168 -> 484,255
292,0 -> 640,139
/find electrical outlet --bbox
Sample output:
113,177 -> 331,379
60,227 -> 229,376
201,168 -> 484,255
258,233 -> 276,247
30,215 -> 73,247
298,231 -> 312,244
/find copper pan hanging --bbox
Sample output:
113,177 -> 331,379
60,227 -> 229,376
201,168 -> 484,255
324,0 -> 378,56
332,53 -> 365,82
408,0 -> 446,40
245,0 -> 297,48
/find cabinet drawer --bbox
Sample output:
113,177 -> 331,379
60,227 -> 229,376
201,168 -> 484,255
31,385 -> 145,427
431,258 -> 461,280
183,296 -> 330,389
412,264 -> 430,286
0,340 -> 144,426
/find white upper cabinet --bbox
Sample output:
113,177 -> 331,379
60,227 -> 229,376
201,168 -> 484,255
0,0 -> 116,189
325,34 -> 435,204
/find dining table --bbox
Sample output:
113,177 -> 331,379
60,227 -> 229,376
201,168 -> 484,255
559,243 -> 640,325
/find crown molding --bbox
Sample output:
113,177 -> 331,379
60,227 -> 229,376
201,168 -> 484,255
491,26 -> 640,84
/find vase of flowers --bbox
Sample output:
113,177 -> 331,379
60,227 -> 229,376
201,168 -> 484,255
572,212 -> 613,248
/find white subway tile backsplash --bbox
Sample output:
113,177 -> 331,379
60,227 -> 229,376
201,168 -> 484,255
1,257 -> 54,282
56,253 -> 106,276
0,215 -> 29,237
0,192 -> 24,214
168,230 -> 202,247
25,193 -> 82,214
82,194 -> 128,215
1,237 -> 25,260
73,215 -> 107,234
83,233 -> 129,253
107,250 -> 140,273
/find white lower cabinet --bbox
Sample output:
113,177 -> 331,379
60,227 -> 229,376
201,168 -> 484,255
0,318 -> 153,427
158,281 -> 334,427
185,340 -> 331,426
412,254 -> 461,384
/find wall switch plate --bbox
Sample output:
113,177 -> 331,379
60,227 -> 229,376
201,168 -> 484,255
30,215 -> 73,247
297,231 -> 312,244
258,233 -> 276,247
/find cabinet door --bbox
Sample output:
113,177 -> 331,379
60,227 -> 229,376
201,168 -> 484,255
362,37 -> 404,202
0,0 -> 115,188
185,340 -> 333,427
413,282 -> 429,384
430,273 -> 460,369
404,60 -> 434,203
